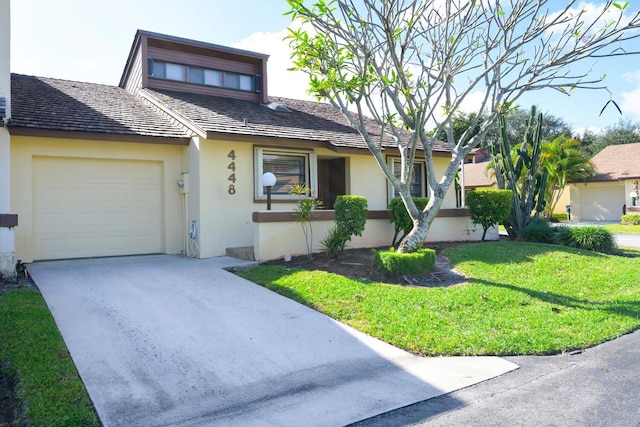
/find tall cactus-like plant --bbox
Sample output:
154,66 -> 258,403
491,106 -> 548,239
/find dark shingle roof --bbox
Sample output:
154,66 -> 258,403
589,142 -> 640,181
9,74 -> 191,139
143,88 -> 450,152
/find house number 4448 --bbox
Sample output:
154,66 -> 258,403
227,150 -> 237,195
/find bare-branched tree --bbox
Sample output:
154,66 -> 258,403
286,0 -> 640,252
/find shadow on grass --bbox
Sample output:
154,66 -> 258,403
469,277 -> 640,320
445,241 -> 610,267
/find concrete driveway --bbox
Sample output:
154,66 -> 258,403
28,255 -> 517,427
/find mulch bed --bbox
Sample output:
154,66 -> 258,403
261,241 -> 471,287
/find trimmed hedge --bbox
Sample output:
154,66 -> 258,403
622,214 -> 640,225
466,189 -> 512,240
334,195 -> 368,238
372,248 -> 436,275
321,195 -> 368,259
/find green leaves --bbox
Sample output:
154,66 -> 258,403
613,1 -> 630,11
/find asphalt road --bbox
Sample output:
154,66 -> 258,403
615,233 -> 640,248
352,325 -> 640,426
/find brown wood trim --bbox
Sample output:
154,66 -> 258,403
0,214 -> 18,228
438,208 -> 470,217
209,132 -> 334,149
253,208 -> 469,223
627,206 -> 640,213
8,127 -> 191,145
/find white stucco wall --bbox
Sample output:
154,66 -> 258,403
0,0 -> 14,277
11,136 -> 186,262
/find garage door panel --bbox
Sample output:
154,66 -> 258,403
581,183 -> 625,221
33,157 -> 164,260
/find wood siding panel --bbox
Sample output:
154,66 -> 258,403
147,47 -> 260,75
124,46 -> 143,93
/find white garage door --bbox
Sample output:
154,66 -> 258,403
580,182 -> 625,221
33,157 -> 163,260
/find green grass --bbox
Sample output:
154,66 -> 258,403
0,289 -> 99,427
238,242 -> 640,356
603,224 -> 640,234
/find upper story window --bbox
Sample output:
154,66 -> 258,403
149,59 -> 256,92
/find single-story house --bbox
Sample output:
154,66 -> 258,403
569,142 -> 640,221
2,27 -> 494,271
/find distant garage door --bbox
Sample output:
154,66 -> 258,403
580,182 -> 625,221
32,157 -> 163,260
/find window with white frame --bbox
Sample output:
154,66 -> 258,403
255,147 -> 317,199
389,158 -> 427,198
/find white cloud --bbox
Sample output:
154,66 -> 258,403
457,90 -> 487,115
622,70 -> 640,83
546,1 -> 635,33
573,126 -> 604,136
620,87 -> 640,120
231,30 -> 314,102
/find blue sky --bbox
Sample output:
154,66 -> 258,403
8,0 -> 640,134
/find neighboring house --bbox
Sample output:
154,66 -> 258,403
569,142 -> 640,221
463,149 -> 495,191
6,29 -> 493,265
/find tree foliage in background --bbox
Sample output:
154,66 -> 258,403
540,136 -> 596,217
491,107 -> 548,239
286,0 -> 640,252
434,108 -> 573,151
577,118 -> 640,155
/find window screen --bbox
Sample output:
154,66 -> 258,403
263,153 -> 307,195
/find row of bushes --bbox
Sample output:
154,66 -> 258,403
520,220 -> 617,253
622,214 -> 640,225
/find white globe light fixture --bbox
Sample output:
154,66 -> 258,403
261,172 -> 277,210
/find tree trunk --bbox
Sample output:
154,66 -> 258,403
397,214 -> 430,253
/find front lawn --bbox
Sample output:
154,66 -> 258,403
0,289 -> 99,427
238,242 -> 640,356
603,224 -> 640,234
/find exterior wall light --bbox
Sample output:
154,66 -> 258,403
261,172 -> 277,210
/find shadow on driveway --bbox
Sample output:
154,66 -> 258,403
28,255 -> 516,427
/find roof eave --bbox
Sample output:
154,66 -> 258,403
8,126 -> 191,145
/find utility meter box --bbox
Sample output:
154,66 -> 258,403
178,172 -> 190,194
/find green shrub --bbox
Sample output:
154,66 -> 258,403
388,197 -> 429,247
519,219 -> 555,243
321,195 -> 368,259
334,195 -> 368,239
552,213 -> 568,222
372,248 -> 436,275
553,226 -> 616,253
622,214 -> 640,225
466,189 -> 512,240
320,226 -> 350,259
